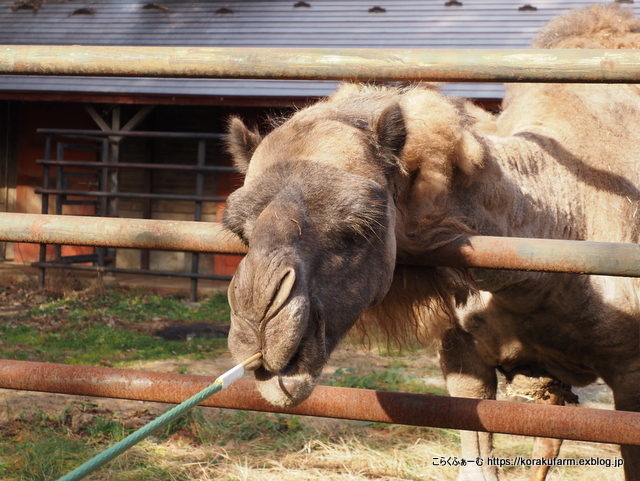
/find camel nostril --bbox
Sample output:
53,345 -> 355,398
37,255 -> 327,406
228,274 -> 238,312
264,267 -> 296,322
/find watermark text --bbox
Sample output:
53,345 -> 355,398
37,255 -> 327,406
432,456 -> 623,469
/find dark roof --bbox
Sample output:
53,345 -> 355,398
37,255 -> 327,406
0,0 -> 637,103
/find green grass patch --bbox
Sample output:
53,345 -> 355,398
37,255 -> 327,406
0,408 -> 129,481
0,406 -> 309,481
0,286 -> 230,366
0,322 -> 226,365
21,288 -> 231,325
0,406 -> 200,481
324,360 -> 447,396
201,409 -> 304,445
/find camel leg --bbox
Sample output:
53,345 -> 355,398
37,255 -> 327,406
529,392 -> 564,481
620,445 -> 639,481
612,384 -> 640,481
529,437 -> 562,481
440,328 -> 499,481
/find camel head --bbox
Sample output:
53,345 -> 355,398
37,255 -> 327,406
222,92 -> 406,407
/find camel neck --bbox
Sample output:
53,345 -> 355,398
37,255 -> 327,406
449,134 -> 586,243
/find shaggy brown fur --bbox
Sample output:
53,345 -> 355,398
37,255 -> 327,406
223,4 -> 640,480
535,3 -> 640,49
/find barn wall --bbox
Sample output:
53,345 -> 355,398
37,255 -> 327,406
12,101 -> 98,263
9,101 -> 282,276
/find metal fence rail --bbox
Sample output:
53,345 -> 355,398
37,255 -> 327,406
0,46 -> 639,83
0,213 -> 244,254
2,359 -> 639,446
2,212 -> 640,277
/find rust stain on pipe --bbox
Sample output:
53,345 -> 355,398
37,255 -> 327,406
1,359 -> 639,446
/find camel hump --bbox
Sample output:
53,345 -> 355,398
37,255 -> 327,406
533,3 -> 640,49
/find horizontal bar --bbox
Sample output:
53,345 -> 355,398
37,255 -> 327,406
37,159 -> 237,173
1,46 -> 639,83
35,189 -> 228,203
0,213 -> 246,254
3,213 -> 640,277
409,236 -> 640,277
58,142 -> 102,152
38,128 -> 225,139
54,254 -> 99,264
60,201 -> 99,206
32,262 -> 233,281
1,359 -> 638,445
59,172 -> 99,178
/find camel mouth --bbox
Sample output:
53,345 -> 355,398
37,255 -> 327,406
254,348 -> 301,380
228,293 -> 324,407
249,344 -> 322,407
254,370 -> 319,408
278,349 -> 302,377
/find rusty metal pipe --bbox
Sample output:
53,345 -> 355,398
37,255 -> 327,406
0,212 -> 246,254
3,213 -> 640,277
413,235 -> 640,277
0,359 -> 638,445
0,46 -> 639,83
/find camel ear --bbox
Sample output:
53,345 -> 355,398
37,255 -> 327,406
226,117 -> 262,173
454,130 -> 485,176
374,103 -> 406,157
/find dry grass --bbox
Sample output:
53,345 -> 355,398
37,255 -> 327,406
126,422 -> 463,481
96,422 -> 623,481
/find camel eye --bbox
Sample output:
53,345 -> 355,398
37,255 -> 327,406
334,231 -> 368,251
234,228 -> 249,246
222,212 -> 249,246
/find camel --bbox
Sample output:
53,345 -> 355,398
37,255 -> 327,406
222,4 -> 640,480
